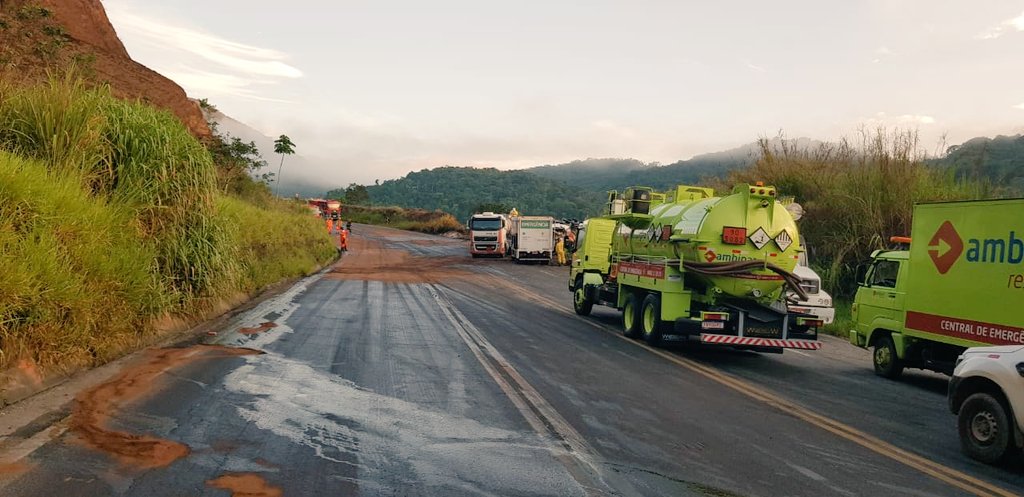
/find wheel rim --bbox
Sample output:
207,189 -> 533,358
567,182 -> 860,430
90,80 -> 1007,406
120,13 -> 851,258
970,410 -> 998,444
624,302 -> 635,329
574,288 -> 586,308
643,304 -> 656,335
874,345 -> 891,369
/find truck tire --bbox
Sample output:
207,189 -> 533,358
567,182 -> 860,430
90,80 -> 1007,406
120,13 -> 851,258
958,392 -> 1013,464
641,294 -> 663,346
873,334 -> 904,379
573,279 -> 594,316
622,292 -> 642,339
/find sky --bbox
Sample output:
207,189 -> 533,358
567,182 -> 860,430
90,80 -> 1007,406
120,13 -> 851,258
101,0 -> 1024,186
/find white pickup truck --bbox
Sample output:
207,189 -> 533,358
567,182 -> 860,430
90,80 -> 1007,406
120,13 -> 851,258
787,251 -> 835,324
949,346 -> 1024,463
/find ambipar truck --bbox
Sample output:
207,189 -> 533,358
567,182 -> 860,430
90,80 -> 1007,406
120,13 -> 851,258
851,199 -> 1024,377
509,216 -> 554,264
569,184 -> 822,352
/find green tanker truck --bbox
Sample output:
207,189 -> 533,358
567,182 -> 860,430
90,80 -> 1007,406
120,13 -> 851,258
569,183 -> 822,352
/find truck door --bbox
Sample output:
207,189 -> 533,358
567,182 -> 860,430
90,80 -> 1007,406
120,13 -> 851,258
856,259 -> 905,334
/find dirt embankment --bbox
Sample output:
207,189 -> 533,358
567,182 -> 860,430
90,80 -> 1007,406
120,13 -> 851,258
0,0 -> 210,137
70,345 -> 260,468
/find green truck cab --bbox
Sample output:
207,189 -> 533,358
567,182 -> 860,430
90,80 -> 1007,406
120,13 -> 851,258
851,199 -> 1024,378
568,218 -> 617,315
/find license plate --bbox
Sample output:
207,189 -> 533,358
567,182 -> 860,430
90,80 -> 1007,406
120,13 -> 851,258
702,321 -> 725,330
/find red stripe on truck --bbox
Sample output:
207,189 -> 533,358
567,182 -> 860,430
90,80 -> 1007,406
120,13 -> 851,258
905,311 -> 1024,346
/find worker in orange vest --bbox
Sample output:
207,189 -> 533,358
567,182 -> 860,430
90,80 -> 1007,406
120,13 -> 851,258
339,227 -> 349,252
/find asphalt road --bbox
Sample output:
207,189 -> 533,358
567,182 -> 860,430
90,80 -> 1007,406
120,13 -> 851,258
0,224 -> 1021,496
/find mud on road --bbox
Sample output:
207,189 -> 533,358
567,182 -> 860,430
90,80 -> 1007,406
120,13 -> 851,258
326,235 -> 471,284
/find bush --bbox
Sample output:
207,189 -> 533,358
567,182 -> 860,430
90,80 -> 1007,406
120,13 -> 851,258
343,205 -> 465,234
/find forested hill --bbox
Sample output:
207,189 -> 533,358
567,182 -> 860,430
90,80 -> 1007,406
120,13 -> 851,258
525,138 -> 818,192
358,167 -> 605,221
930,134 -> 1024,192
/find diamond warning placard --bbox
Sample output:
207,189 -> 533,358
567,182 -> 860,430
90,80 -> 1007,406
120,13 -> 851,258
774,229 -> 793,251
749,227 -> 770,250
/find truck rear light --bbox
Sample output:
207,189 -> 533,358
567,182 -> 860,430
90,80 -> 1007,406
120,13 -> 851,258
797,317 -> 823,327
722,227 -> 746,245
701,312 -> 729,321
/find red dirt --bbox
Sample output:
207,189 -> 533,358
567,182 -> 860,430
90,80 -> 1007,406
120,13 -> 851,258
326,235 -> 470,284
206,473 -> 283,497
70,345 -> 260,469
0,461 -> 31,478
238,322 -> 278,335
0,0 -> 210,137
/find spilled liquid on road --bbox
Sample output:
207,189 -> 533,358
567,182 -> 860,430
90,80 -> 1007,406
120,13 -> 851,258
70,345 -> 261,468
206,473 -> 283,497
327,236 -> 470,284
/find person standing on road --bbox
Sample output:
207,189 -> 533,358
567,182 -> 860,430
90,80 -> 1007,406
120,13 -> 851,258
555,236 -> 566,266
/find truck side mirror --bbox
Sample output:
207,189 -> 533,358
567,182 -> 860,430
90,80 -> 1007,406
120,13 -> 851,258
855,264 -> 869,287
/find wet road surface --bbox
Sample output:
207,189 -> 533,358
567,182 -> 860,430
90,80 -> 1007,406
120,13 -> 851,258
0,224 -> 1021,496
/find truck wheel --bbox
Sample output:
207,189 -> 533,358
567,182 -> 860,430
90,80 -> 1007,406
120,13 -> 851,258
622,292 -> 642,339
873,334 -> 904,379
958,392 -> 1013,464
573,279 -> 594,316
641,294 -> 663,346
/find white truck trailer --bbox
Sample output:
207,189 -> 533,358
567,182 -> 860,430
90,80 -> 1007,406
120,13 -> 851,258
509,216 -> 554,264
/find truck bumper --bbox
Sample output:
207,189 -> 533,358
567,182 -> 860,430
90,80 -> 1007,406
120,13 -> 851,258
699,334 -> 822,350
788,305 -> 835,325
849,330 -> 865,347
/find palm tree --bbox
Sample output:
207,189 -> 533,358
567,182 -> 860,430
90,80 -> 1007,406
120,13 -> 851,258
273,134 -> 296,196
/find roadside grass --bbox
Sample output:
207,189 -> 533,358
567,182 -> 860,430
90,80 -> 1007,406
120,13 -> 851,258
0,151 -> 162,369
218,196 -> 336,292
342,204 -> 465,235
821,298 -> 853,338
0,76 -> 335,373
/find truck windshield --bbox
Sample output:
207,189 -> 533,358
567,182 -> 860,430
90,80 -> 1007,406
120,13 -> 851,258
470,218 -> 502,230
869,260 -> 900,288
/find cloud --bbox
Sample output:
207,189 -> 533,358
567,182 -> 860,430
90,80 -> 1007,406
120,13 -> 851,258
862,112 -> 936,127
976,10 -> 1024,39
744,60 -> 766,73
872,46 -> 892,63
105,6 -> 301,101
1014,103 -> 1024,110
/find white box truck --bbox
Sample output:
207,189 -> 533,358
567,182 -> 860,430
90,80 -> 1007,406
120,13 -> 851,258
509,216 -> 554,264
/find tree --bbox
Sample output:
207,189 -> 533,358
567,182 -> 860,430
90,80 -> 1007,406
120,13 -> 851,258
344,183 -> 370,205
273,134 -> 296,196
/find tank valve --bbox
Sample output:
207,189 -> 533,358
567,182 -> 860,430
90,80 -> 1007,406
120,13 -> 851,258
713,287 -> 723,294
750,289 -> 763,298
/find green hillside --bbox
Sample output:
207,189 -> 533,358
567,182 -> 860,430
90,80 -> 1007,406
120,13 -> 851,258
930,134 -> 1024,193
331,167 -> 604,221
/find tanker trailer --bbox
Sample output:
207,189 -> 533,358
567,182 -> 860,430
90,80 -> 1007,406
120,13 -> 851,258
569,183 -> 822,352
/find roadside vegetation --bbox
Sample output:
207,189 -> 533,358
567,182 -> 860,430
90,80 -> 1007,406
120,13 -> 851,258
721,129 -> 993,300
0,75 -> 335,373
340,205 -> 465,235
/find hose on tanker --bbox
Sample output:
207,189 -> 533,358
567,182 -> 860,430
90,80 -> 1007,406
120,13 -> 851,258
681,260 -> 809,301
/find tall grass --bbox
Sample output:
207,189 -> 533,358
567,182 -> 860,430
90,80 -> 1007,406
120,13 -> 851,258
0,76 -> 335,373
723,129 -> 992,297
0,74 -> 230,305
217,196 -> 336,291
0,151 -> 163,368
